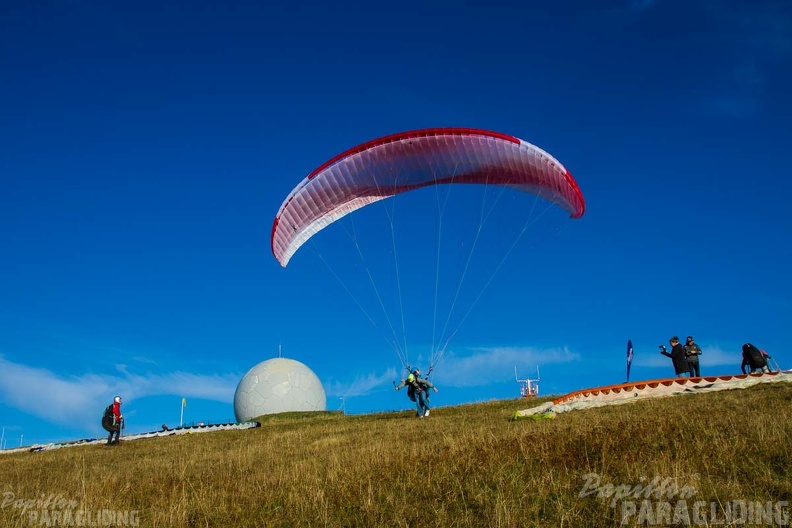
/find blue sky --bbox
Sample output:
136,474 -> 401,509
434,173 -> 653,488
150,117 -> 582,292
1,0 -> 790,446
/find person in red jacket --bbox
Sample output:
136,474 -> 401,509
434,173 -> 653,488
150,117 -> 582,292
101,396 -> 124,445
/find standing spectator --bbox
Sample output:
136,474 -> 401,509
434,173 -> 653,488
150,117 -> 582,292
685,336 -> 702,377
661,336 -> 691,377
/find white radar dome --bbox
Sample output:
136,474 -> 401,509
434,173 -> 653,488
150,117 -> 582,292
234,357 -> 326,421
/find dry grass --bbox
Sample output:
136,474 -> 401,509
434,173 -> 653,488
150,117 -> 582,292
1,383 -> 791,527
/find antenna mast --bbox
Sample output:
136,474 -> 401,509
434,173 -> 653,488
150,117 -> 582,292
515,365 -> 541,398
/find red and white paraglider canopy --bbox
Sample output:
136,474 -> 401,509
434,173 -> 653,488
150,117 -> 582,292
271,127 -> 585,267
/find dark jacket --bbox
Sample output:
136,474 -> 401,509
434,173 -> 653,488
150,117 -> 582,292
395,376 -> 436,402
685,343 -> 702,363
662,344 -> 690,376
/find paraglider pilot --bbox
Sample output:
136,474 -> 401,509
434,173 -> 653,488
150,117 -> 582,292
102,396 -> 124,445
395,369 -> 438,417
741,343 -> 771,374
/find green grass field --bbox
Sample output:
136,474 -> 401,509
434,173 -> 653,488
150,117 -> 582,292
2,383 -> 790,527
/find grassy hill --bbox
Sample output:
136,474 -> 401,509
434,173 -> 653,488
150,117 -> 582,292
1,383 -> 790,527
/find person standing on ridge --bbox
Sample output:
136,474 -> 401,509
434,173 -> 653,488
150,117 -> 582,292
660,336 -> 691,377
101,396 -> 124,445
685,336 -> 702,377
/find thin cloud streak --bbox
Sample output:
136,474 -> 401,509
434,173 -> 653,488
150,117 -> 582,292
435,346 -> 580,388
0,341 -> 766,432
0,356 -> 238,430
325,367 -> 398,399
324,346 -> 580,397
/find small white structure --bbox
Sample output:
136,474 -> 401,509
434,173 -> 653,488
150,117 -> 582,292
515,366 -> 540,398
234,357 -> 326,421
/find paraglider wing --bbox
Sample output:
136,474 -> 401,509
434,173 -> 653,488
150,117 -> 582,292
271,127 -> 585,267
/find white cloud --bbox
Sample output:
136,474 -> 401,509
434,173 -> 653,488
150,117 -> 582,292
0,356 -> 238,429
324,367 -> 398,399
322,345 -> 580,398
433,345 -> 580,388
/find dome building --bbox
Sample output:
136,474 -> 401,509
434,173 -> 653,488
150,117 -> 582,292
233,357 -> 326,421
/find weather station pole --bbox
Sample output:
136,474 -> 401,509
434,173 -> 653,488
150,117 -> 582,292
0,427 -> 4,450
